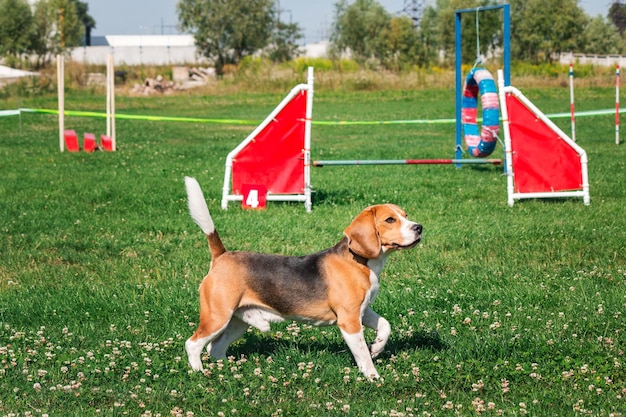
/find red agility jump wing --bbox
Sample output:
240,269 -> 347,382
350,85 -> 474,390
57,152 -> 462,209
498,72 -> 590,206
222,68 -> 314,212
232,90 -> 307,196
506,93 -> 583,194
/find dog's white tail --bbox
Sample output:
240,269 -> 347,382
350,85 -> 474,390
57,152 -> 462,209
185,176 -> 215,234
184,176 -> 226,259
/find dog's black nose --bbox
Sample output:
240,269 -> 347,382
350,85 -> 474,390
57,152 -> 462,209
413,223 -> 422,234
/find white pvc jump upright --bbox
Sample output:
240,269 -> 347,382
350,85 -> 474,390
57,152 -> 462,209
57,55 -> 64,152
106,53 -> 116,151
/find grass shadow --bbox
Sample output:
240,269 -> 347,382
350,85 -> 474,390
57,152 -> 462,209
383,330 -> 448,356
311,187 -> 364,207
225,329 -> 447,359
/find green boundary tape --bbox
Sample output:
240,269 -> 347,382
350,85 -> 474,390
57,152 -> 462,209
17,108 -> 259,125
1,107 -> 625,125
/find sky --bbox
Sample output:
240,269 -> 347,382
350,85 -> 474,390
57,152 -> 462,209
88,0 -> 610,43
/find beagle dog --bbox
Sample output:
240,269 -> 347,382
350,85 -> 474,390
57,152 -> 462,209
183,177 -> 422,380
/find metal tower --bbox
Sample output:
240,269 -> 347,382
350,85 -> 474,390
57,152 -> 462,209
401,0 -> 426,27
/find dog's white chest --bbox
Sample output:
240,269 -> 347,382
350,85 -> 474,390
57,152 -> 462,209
364,257 -> 385,307
364,269 -> 381,310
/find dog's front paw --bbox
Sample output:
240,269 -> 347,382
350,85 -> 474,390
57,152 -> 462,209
188,362 -> 204,372
366,371 -> 380,381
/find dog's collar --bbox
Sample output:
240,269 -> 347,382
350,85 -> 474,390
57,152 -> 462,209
349,248 -> 370,266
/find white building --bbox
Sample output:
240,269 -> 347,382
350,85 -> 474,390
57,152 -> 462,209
71,35 -> 329,65
71,35 -> 204,65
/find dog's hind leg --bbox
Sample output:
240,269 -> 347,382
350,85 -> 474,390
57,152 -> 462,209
362,307 -> 391,358
186,306 -> 234,371
206,316 -> 249,359
185,323 -> 228,371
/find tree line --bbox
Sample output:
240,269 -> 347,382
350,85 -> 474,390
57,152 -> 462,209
2,0 -> 626,73
0,0 -> 93,68
332,0 -> 626,68
178,0 -> 626,74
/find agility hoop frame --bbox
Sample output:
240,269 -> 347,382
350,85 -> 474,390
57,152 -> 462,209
497,70 -> 590,206
222,67 -> 314,212
455,4 -> 510,164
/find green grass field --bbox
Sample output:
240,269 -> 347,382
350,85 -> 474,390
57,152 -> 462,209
1,81 -> 625,416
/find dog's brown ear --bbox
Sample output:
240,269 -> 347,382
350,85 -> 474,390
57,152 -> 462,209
344,207 -> 381,259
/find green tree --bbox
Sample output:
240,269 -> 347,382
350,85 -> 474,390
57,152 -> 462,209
608,1 -> 626,35
0,0 -> 34,59
267,20 -> 303,63
70,0 -> 96,45
380,15 -> 423,69
581,16 -> 624,54
329,0 -> 391,66
52,0 -> 84,48
416,5 -> 439,66
30,0 -> 54,66
28,0 -> 83,67
330,0 -> 433,70
177,0 -> 276,76
427,0 -> 502,66
510,0 -> 587,63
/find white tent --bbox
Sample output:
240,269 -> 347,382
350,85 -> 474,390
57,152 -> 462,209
0,65 -> 38,85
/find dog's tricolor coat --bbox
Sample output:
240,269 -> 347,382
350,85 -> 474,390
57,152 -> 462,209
183,177 -> 422,379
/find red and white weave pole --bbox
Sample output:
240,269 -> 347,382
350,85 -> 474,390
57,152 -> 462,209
616,64 -> 620,145
569,63 -> 576,142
